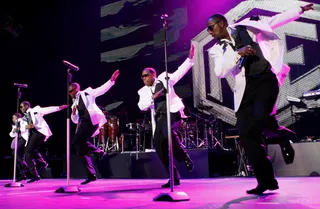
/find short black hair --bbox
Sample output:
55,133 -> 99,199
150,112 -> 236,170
13,113 -> 22,118
208,13 -> 228,25
143,67 -> 156,76
21,101 -> 30,107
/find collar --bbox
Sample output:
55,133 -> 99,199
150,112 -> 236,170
148,78 -> 160,89
218,26 -> 235,45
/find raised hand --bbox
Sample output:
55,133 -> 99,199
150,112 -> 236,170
189,44 -> 195,59
111,69 -> 120,82
59,105 -> 69,110
301,3 -> 313,13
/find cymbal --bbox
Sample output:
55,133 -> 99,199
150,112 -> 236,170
105,101 -> 123,111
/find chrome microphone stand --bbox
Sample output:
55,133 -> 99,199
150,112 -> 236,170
153,14 -> 189,202
55,67 -> 79,193
5,86 -> 24,188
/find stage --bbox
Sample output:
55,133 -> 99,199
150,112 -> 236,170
1,177 -> 319,209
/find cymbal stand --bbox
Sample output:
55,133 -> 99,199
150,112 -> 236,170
211,120 -> 227,150
195,115 -> 200,148
198,120 -> 208,148
181,120 -> 196,149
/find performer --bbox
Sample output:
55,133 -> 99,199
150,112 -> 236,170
70,69 -> 120,185
137,44 -> 195,188
9,113 -> 29,181
207,4 -> 313,194
20,101 -> 68,183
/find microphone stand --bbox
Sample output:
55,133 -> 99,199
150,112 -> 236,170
5,87 -> 24,187
153,14 -> 189,202
55,68 -> 80,193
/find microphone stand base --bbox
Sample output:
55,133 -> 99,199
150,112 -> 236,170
4,182 -> 24,187
153,191 -> 190,202
55,186 -> 80,193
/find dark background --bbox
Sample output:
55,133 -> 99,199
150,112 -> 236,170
1,0 -> 319,178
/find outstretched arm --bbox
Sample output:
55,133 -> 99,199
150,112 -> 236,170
170,44 -> 195,85
38,105 -> 68,116
265,4 -> 313,30
90,69 -> 120,97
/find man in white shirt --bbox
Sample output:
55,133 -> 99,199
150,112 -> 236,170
137,45 -> 195,188
69,70 -> 120,185
20,101 -> 68,183
207,3 -> 313,194
9,113 -> 28,181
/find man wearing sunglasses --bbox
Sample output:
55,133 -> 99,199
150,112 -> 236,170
137,45 -> 195,188
207,4 -> 314,194
19,101 -> 68,183
69,69 -> 120,185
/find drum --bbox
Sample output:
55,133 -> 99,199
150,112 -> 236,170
107,117 -> 119,142
99,123 -> 108,143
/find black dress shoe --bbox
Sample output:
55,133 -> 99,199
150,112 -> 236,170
27,176 -> 41,183
280,143 -> 295,164
161,179 -> 180,188
184,155 -> 194,172
81,175 -> 97,185
246,181 -> 279,195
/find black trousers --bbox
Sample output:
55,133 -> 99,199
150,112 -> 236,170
154,112 -> 189,180
236,70 -> 296,186
12,137 -> 28,177
25,130 -> 47,177
73,119 -> 100,177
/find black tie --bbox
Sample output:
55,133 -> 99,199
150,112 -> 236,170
26,112 -> 33,124
218,40 -> 235,52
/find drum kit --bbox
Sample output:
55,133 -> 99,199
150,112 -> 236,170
93,101 -> 153,153
179,111 -> 226,150
93,101 -> 228,153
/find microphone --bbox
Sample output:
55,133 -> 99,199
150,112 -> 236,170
63,60 -> 79,71
239,56 -> 246,68
14,83 -> 28,88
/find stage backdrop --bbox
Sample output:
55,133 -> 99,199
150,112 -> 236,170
0,0 -> 319,161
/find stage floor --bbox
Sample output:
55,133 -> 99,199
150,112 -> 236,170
1,177 -> 319,209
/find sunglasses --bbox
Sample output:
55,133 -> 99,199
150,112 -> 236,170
20,106 -> 24,109
69,89 -> 75,93
141,74 -> 150,79
207,21 -> 221,32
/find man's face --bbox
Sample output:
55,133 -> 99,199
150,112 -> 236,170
20,104 -> 28,113
141,70 -> 155,86
68,86 -> 79,99
12,115 -> 18,123
207,18 -> 227,40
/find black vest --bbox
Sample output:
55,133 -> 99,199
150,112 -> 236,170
78,94 -> 90,121
152,81 -> 167,115
231,25 -> 270,76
